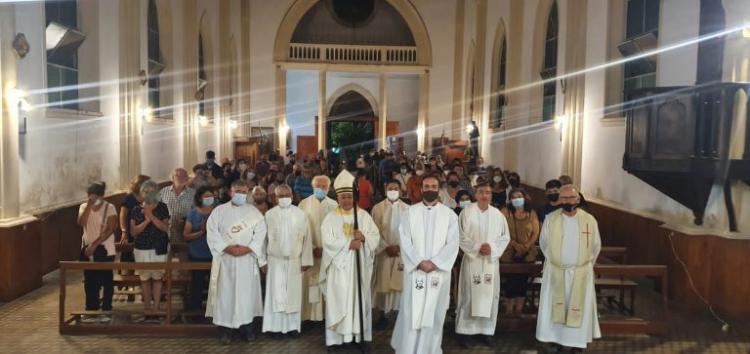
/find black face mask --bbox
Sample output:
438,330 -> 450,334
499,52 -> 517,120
422,190 -> 439,203
509,179 -> 520,187
448,181 -> 459,188
547,193 -> 560,202
561,203 -> 578,212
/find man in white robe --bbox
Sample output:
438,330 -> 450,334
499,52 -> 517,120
371,181 -> 409,329
206,179 -> 267,344
536,185 -> 601,351
299,175 -> 338,323
391,174 -> 460,354
455,179 -> 510,346
320,170 -> 380,351
262,184 -> 313,335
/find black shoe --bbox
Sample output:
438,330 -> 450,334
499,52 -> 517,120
219,332 -> 232,345
357,342 -> 372,353
457,335 -> 471,348
240,331 -> 256,342
480,335 -> 495,347
326,345 -> 341,353
286,331 -> 300,338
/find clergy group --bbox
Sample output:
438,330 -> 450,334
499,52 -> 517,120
203,168 -> 601,353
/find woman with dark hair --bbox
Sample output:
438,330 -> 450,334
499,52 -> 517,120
78,181 -> 118,323
119,175 -> 150,279
183,186 -> 215,313
453,189 -> 474,215
489,168 -> 508,208
500,188 -> 540,317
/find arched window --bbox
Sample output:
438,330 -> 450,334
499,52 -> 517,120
197,32 -> 207,116
541,2 -> 558,122
147,0 -> 165,112
490,38 -> 507,128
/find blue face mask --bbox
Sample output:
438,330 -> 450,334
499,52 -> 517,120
511,197 -> 525,208
314,188 -> 327,200
202,197 -> 215,207
232,193 -> 247,206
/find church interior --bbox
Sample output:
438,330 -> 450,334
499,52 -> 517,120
1,0 -> 750,352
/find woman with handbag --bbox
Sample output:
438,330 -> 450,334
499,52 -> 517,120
500,188 -> 540,317
131,180 -> 171,317
77,182 -> 118,323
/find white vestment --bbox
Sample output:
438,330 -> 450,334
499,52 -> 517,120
205,202 -> 267,328
320,208 -> 380,346
455,203 -> 510,335
371,198 -> 409,313
299,195 -> 338,321
536,211 -> 602,348
262,205 -> 313,333
391,203 -> 459,354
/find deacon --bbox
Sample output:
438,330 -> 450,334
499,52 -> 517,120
320,170 -> 380,350
391,174 -> 459,354
455,178 -> 510,346
536,184 -> 601,351
262,184 -> 313,335
299,175 -> 338,323
370,181 -> 409,329
206,179 -> 267,344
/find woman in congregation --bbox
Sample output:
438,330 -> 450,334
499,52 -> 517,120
78,182 -> 119,323
130,180 -> 171,318
118,175 -> 150,300
500,188 -> 540,317
183,186 -> 215,314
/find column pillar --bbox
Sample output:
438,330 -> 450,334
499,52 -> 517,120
275,65 -> 287,153
0,6 -> 20,219
417,71 -> 430,152
378,73 -> 388,150
317,70 -> 326,151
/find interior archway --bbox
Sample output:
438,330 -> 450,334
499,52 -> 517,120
326,90 -> 378,163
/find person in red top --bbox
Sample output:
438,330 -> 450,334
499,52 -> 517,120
356,168 -> 374,211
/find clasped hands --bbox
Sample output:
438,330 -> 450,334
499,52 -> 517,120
349,230 -> 366,251
224,244 -> 253,257
478,243 -> 492,256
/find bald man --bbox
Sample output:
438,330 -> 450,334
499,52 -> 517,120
536,185 -> 601,351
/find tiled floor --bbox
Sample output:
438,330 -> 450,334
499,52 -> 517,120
1,271 -> 749,354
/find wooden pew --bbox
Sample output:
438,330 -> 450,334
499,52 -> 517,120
499,263 -> 668,335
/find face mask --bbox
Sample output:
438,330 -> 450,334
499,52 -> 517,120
459,200 -> 472,209
202,197 -> 215,207
247,172 -> 255,180
448,181 -> 459,188
254,197 -> 266,204
400,168 -> 407,174
422,190 -> 439,203
278,197 -> 292,208
547,193 -> 560,202
415,170 -> 424,176
509,178 -> 519,187
93,198 -> 103,207
562,203 -> 577,212
145,194 -> 160,205
386,190 -> 400,201
314,188 -> 327,200
443,170 -> 450,176
511,198 -> 525,208
238,163 -> 247,171
232,193 -> 247,206
493,176 -> 502,183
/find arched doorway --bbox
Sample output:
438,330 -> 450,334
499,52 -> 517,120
327,90 -> 377,163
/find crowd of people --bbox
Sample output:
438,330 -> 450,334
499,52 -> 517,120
76,148 -> 601,353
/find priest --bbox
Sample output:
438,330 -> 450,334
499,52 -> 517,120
370,180 -> 409,329
299,175 -> 338,323
391,174 -> 460,354
455,178 -> 510,346
262,184 -> 313,336
206,179 -> 267,344
320,169 -> 380,351
536,184 -> 601,351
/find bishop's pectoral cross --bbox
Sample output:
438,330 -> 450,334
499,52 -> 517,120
582,224 -> 592,249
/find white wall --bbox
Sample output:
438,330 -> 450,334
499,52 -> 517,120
386,74 -> 420,154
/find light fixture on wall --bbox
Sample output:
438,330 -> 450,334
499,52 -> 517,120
12,33 -> 30,59
279,123 -> 290,136
8,88 -> 31,135
743,22 -> 750,38
229,120 -> 238,130
554,114 -> 568,131
198,115 -> 209,127
140,106 -> 153,122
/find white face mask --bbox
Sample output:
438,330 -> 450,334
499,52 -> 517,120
93,198 -> 103,207
493,176 -> 502,183
415,170 -> 424,176
278,197 -> 292,208
511,197 -> 525,208
386,190 -> 400,201
459,200 -> 472,209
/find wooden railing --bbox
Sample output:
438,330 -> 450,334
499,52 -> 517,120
59,261 -> 213,335
288,43 -> 418,65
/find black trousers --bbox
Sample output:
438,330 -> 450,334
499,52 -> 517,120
79,245 -> 115,311
187,254 -> 211,311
